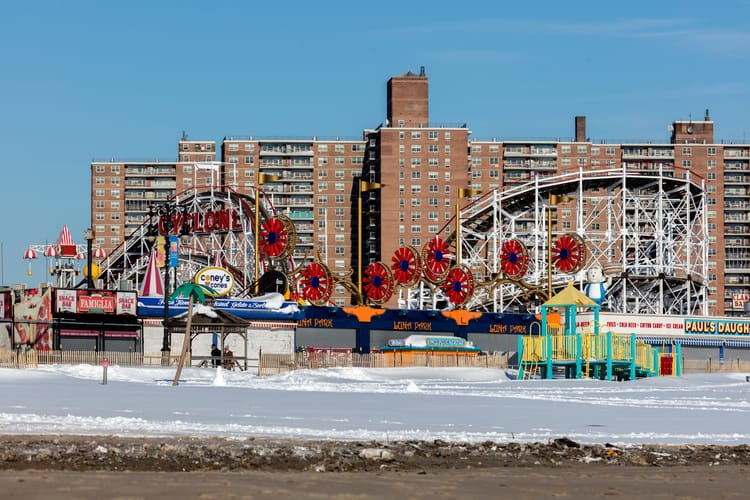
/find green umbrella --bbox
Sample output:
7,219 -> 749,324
171,283 -> 219,386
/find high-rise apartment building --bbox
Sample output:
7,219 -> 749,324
91,69 -> 749,315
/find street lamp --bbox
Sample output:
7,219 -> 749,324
358,180 -> 383,301
456,187 -> 482,267
149,202 -> 186,361
547,194 -> 573,298
84,228 -> 94,289
254,172 -> 282,295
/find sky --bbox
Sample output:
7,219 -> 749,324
2,1 -> 750,287
1,365 -> 749,444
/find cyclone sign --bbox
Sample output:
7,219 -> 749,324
194,267 -> 234,296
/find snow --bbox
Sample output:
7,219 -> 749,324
0,365 -> 748,445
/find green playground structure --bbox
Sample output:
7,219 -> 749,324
516,283 -> 681,381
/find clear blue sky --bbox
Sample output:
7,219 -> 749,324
2,1 -> 749,287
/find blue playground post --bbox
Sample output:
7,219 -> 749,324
675,343 -> 682,377
630,333 -> 637,381
606,331 -> 613,381
575,333 -> 582,379
517,335 -> 525,379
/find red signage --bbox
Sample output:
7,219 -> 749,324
159,208 -> 243,235
78,292 -> 116,313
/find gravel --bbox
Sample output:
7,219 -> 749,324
1,436 -> 749,472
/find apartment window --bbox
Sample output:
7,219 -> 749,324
110,225 -> 119,233
411,158 -> 421,166
111,213 -> 120,221
561,145 -> 571,153
411,171 -> 421,179
707,172 -> 717,180
244,143 -> 255,152
410,238 -> 422,246
334,183 -> 345,191
411,145 -> 421,153
335,195 -> 344,203
707,160 -> 716,168
318,157 -> 328,165
318,144 -> 328,152
335,170 -> 345,178
318,182 -> 328,191
399,159 -> 405,168
577,146 -> 587,153
228,156 -> 238,164
95,177 -> 105,185
335,157 -> 345,165
428,224 -> 438,233
95,213 -> 104,221
428,211 -> 438,220
411,131 -> 421,139
317,195 -> 328,203
244,156 -> 254,164
682,160 -> 692,168
399,225 -> 405,234
335,220 -> 345,230
411,211 -> 421,220
428,171 -> 438,180
228,144 -> 239,152
444,131 -> 451,140
334,208 -> 345,217
578,158 -> 587,166
411,198 -> 421,206
707,147 -> 716,155
472,157 -> 481,166
334,144 -> 344,153
682,147 -> 692,155
444,145 -> 451,153
428,198 -> 438,207
399,145 -> 405,154
110,189 -> 120,197
561,158 -> 571,166
428,158 -> 438,167
428,130 -> 438,139
429,185 -> 439,192
605,147 -> 616,155
410,225 -> 422,233
335,247 -> 345,255
399,131 -> 405,140
183,165 -> 193,173
110,201 -> 120,209
472,170 -> 481,178
411,185 -> 422,194
95,200 -> 104,209
398,120 -> 405,128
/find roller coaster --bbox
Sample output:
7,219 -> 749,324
91,165 -> 709,316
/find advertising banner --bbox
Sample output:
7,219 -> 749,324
13,288 -> 53,351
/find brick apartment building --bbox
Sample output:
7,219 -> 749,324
91,68 -> 749,315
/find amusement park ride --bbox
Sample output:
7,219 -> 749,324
23,165 -> 709,317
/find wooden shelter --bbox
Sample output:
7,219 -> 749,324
167,306 -> 249,370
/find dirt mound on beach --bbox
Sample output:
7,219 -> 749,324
1,435 -> 749,472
